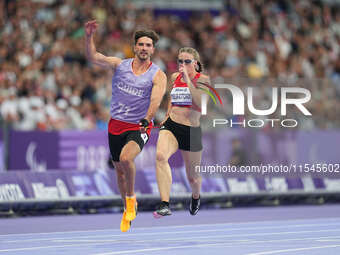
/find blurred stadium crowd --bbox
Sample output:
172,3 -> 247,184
0,0 -> 339,131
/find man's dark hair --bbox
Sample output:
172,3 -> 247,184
134,30 -> 159,46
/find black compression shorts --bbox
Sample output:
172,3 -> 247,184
108,130 -> 149,162
160,117 -> 202,152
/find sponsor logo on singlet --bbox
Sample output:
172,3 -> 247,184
117,82 -> 144,97
170,87 -> 192,105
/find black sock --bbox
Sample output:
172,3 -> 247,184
192,195 -> 200,201
161,201 -> 169,207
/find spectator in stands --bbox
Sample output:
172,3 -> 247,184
0,0 -> 339,130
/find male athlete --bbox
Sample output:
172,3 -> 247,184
85,20 -> 166,232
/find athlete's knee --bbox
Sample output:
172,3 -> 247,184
187,175 -> 201,185
115,166 -> 125,178
156,150 -> 168,163
119,153 -> 133,165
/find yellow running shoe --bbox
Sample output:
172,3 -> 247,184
125,196 -> 137,221
120,211 -> 131,232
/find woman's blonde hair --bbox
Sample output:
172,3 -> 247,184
179,47 -> 203,73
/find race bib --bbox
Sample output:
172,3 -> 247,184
170,87 -> 192,106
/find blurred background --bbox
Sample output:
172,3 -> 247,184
0,0 -> 339,215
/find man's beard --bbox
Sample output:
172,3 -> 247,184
137,51 -> 150,61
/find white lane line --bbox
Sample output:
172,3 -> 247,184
92,244 -> 230,255
0,228 -> 112,238
79,229 -> 340,244
316,238 -> 340,242
52,238 -> 251,244
0,243 -> 217,254
51,235 -> 340,245
1,229 -> 340,253
244,245 -> 340,255
3,222 -> 340,243
1,216 -> 340,237
91,243 -> 340,255
1,234 -> 340,254
0,243 -> 107,253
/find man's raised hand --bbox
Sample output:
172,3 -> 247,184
85,20 -> 98,37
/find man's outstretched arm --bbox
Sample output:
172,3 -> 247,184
85,20 -> 121,70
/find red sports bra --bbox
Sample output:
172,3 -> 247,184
170,73 -> 201,112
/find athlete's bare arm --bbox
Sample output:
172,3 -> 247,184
163,72 -> 178,117
85,20 -> 122,70
180,66 -> 210,106
144,70 -> 167,122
